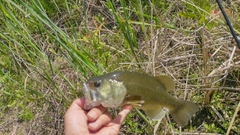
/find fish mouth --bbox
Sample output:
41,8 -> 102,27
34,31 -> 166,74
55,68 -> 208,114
83,82 -> 101,110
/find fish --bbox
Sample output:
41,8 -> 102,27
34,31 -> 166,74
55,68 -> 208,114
83,71 -> 199,126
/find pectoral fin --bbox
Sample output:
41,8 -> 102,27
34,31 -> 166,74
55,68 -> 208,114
122,95 -> 145,107
155,76 -> 175,91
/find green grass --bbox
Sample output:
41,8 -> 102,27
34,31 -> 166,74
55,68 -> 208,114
0,0 -> 240,134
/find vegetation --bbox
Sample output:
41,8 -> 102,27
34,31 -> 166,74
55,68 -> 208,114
0,0 -> 239,134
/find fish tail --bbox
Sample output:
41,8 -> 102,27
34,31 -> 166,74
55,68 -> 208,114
170,100 -> 199,126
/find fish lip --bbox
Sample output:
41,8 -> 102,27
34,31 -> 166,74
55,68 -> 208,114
84,101 -> 101,110
83,82 -> 101,110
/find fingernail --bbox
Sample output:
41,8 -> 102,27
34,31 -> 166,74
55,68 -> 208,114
89,122 -> 97,130
87,111 -> 96,121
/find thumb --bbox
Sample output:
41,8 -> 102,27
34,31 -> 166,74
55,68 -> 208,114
111,105 -> 133,126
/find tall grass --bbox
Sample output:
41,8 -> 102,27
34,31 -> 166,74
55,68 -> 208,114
0,0 -> 105,133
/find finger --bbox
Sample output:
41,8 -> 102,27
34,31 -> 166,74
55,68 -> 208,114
64,98 -> 88,134
88,111 -> 112,131
87,105 -> 107,122
64,98 -> 86,121
110,105 -> 133,127
67,97 -> 85,110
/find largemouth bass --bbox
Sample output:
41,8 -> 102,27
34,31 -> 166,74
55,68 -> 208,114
83,71 -> 199,126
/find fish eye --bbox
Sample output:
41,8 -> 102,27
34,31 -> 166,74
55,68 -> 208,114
94,81 -> 101,87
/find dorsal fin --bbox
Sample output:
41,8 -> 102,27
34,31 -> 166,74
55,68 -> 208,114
155,76 -> 175,91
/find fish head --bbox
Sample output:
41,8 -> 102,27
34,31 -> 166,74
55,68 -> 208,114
83,74 -> 127,110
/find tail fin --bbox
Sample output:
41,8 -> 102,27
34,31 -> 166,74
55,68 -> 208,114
170,100 -> 199,127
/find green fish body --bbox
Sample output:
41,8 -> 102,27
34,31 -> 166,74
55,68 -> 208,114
83,71 -> 199,126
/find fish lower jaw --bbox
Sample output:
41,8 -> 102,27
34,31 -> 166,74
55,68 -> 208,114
83,101 -> 101,110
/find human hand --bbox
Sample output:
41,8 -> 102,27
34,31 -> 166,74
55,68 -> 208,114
64,98 -> 133,135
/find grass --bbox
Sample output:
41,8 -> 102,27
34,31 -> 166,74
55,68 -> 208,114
0,0 -> 240,134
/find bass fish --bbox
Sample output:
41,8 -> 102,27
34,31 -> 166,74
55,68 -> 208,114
83,71 -> 199,126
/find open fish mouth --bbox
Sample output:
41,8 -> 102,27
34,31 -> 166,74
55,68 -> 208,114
83,82 -> 101,110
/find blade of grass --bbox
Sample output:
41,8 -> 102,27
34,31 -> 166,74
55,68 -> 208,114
106,0 -> 141,67
11,0 -> 102,76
